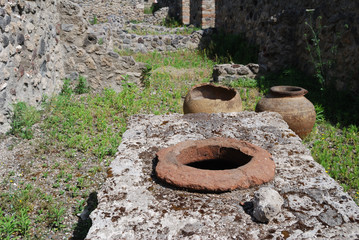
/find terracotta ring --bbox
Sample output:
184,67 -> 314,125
155,137 -> 275,192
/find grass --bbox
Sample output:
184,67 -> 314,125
8,102 -> 41,140
2,50 -> 358,239
0,184 -> 65,239
308,124 -> 359,194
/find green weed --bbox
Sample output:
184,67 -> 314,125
8,102 -> 41,139
304,11 -> 346,91
47,204 -> 65,230
74,75 -> 90,94
98,38 -> 104,45
90,15 -> 98,25
129,19 -> 142,24
61,78 -> 73,96
162,17 -> 183,28
0,184 -> 58,238
144,6 -> 154,15
220,77 -> 260,111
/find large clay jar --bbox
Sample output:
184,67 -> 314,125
255,86 -> 316,139
183,83 -> 242,114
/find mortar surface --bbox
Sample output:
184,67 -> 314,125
86,112 -> 359,239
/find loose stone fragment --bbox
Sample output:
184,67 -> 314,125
252,187 -> 284,223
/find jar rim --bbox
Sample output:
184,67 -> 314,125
270,86 -> 308,97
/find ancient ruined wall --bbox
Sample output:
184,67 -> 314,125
0,0 -> 65,133
71,0 -> 145,22
173,0 -> 358,92
58,1 -> 145,92
0,0 -> 148,133
214,0 -> 359,92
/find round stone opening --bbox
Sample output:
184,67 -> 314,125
183,147 -> 252,170
155,138 -> 275,192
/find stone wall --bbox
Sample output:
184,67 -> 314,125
71,0 -> 145,23
59,1 -> 146,92
0,0 -> 65,133
176,0 -> 359,93
114,23 -> 213,53
214,0 -> 359,92
0,0 -> 148,133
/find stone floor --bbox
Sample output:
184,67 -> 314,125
86,112 -> 359,240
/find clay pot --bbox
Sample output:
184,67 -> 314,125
255,86 -> 316,139
183,83 -> 242,114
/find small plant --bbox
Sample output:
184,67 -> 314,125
304,10 -> 346,91
47,204 -> 66,230
98,38 -> 104,45
90,15 -> 98,25
74,199 -> 86,215
162,17 -> 182,28
61,78 -> 73,96
141,64 -> 152,87
144,6 -> 153,15
74,75 -> 90,94
129,19 -> 141,24
9,102 -> 41,139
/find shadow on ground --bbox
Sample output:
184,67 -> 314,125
71,192 -> 99,240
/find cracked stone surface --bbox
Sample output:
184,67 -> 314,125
86,112 -> 359,240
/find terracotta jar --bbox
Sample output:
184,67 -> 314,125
183,83 -> 242,114
255,86 -> 316,139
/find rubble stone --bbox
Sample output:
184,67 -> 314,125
252,187 -> 284,223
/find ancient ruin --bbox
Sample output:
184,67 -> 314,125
1,0 -> 358,132
85,112 -> 359,239
1,1 -> 359,239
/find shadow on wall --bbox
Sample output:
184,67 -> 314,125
199,29 -> 259,64
190,0 -> 202,27
157,0 -> 182,21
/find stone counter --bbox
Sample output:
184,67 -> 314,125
86,112 -> 359,239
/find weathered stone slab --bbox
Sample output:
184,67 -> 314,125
86,112 -> 359,239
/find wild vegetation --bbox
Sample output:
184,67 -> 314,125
1,46 -> 358,239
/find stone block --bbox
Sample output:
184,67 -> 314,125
86,113 -> 359,239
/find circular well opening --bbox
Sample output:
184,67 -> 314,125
155,138 -> 276,192
178,146 -> 252,171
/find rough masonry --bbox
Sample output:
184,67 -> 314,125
86,112 -> 359,239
